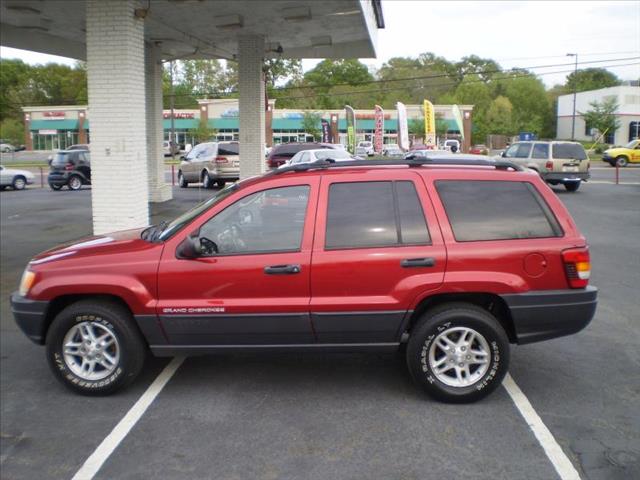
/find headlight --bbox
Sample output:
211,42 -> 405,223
19,269 -> 36,297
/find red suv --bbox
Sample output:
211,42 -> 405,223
11,157 -> 597,402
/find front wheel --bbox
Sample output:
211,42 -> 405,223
178,171 -> 188,188
406,303 -> 509,403
12,176 -> 27,190
564,181 -> 581,192
45,300 -> 146,395
202,171 -> 213,189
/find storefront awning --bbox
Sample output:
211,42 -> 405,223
30,119 -> 80,131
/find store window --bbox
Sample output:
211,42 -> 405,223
629,122 -> 640,142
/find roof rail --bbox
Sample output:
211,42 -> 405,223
270,157 -> 525,175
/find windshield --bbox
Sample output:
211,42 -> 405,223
51,153 -> 71,167
625,140 -> 638,149
315,150 -> 352,161
552,143 -> 587,160
157,184 -> 237,241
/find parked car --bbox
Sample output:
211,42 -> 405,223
442,139 -> 461,153
163,140 -> 180,157
405,149 -> 453,159
266,142 -> 339,169
47,150 -> 91,191
178,141 -> 239,189
12,156 -> 597,402
382,144 -> 403,157
502,140 -> 589,192
285,149 -> 356,166
67,144 -> 90,151
0,143 -> 17,153
0,165 -> 35,190
602,139 -> 640,167
357,141 -> 375,156
470,144 -> 489,155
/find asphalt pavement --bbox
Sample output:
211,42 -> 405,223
1,180 -> 638,480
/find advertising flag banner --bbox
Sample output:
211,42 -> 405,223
452,104 -> 465,140
423,99 -> 436,148
321,119 -> 330,143
345,105 -> 356,154
374,105 -> 384,153
396,102 -> 409,151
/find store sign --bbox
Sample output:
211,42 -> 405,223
163,112 -> 194,119
282,112 -> 304,119
43,111 -> 66,119
221,108 -> 239,118
39,129 -> 58,135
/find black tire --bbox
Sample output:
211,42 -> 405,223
615,156 -> 628,167
49,183 -> 63,191
67,175 -> 82,191
178,171 -> 188,188
45,299 -> 146,396
215,180 -> 226,188
564,181 -> 580,192
202,171 -> 213,189
406,302 -> 509,403
12,175 -> 27,190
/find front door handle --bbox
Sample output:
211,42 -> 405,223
264,264 -> 301,275
401,257 -> 436,268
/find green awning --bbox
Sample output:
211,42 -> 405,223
162,119 -> 198,129
211,118 -> 238,129
30,119 -> 79,131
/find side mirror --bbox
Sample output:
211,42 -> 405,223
176,235 -> 201,259
501,151 -> 507,158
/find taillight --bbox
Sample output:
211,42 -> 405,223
215,156 -> 228,164
64,163 -> 74,171
562,247 -> 591,288
545,161 -> 553,170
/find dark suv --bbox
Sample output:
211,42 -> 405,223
12,157 -> 597,403
267,142 -> 339,169
48,150 -> 91,191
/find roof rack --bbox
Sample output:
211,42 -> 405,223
270,157 -> 525,176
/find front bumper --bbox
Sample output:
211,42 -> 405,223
501,286 -> 597,344
10,292 -> 49,345
542,171 -> 590,182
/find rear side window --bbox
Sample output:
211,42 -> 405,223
218,143 -> 238,155
531,143 -> 549,159
325,181 -> 430,249
552,143 -> 587,160
436,180 -> 562,241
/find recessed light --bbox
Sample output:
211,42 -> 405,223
283,6 -> 311,22
215,14 -> 243,30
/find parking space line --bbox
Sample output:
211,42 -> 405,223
71,357 -> 185,480
587,181 -> 640,185
503,374 -> 581,480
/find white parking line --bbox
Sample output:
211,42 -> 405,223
71,357 -> 185,480
587,180 -> 640,185
503,374 -> 581,480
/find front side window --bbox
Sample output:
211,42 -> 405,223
436,180 -> 562,242
325,181 -> 430,249
531,143 -> 549,159
199,185 -> 310,255
504,143 -> 532,158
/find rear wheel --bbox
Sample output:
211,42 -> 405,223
178,171 -> 188,188
68,175 -> 82,190
564,181 -> 581,192
45,300 -> 146,395
12,176 -> 26,190
406,303 -> 509,403
615,156 -> 628,167
49,183 -> 62,191
215,180 -> 226,188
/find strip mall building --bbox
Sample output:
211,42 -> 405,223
23,100 -> 474,151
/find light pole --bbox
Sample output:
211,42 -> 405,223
567,53 -> 578,140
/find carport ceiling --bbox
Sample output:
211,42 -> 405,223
0,0 -> 383,61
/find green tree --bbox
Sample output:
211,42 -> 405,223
408,118 -> 425,138
435,113 -> 449,137
188,118 -> 217,143
485,96 -> 514,135
263,58 -> 302,87
565,68 -> 619,93
0,118 -> 25,145
578,98 -> 620,139
501,73 -> 553,136
301,111 -> 322,140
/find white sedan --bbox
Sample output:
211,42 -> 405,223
0,165 -> 35,190
285,149 -> 358,166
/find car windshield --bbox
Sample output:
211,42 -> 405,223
624,140 -> 638,149
156,184 -> 238,241
552,143 -> 587,160
315,150 -> 353,161
51,153 -> 72,167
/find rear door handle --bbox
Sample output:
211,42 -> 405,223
401,257 -> 436,268
264,264 -> 301,275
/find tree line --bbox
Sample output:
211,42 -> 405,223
0,53 -> 623,145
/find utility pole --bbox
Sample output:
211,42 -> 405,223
567,53 -> 578,140
169,60 -> 176,160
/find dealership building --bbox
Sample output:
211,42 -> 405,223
557,85 -> 640,145
22,100 -> 473,151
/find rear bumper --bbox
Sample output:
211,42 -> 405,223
501,286 -> 597,344
10,292 -> 49,345
542,172 -> 590,182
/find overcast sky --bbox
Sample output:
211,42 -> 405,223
2,0 -> 639,88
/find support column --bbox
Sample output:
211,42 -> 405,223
23,113 -> 32,150
86,0 -> 149,234
238,35 -> 265,178
145,42 -> 172,202
78,110 -> 87,145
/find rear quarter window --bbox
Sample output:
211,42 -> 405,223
435,180 -> 563,241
